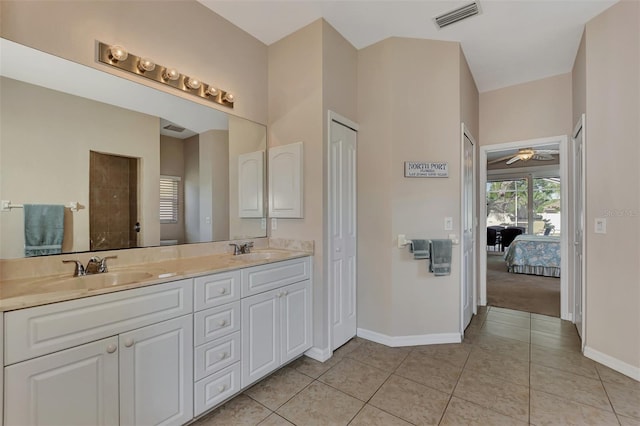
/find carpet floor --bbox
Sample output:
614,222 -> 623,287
486,252 -> 560,317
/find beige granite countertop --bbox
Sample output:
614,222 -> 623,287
0,248 -> 311,312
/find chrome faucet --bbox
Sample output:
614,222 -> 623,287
229,242 -> 254,255
62,255 -> 117,276
85,256 -> 117,274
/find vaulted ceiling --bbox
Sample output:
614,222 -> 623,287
198,0 -> 617,92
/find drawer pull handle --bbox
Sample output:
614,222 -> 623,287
217,352 -> 227,360
106,344 -> 117,354
217,384 -> 227,393
124,338 -> 135,348
218,319 -> 227,327
218,287 -> 227,295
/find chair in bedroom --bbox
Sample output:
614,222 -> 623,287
487,228 -> 499,251
500,227 -> 524,250
486,226 -> 503,251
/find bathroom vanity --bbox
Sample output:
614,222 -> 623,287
0,249 -> 312,426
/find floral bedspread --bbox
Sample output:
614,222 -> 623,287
504,235 -> 561,277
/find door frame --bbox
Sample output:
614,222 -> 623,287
572,114 -> 586,346
479,135 -> 571,320
461,123 -> 477,333
326,110 -> 359,354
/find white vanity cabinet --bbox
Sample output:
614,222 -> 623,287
192,271 -> 242,417
3,279 -> 194,426
241,257 -> 312,388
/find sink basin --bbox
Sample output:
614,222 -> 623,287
77,271 -> 154,287
232,251 -> 289,262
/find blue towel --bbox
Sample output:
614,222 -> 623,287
409,239 -> 430,259
429,239 -> 452,276
24,204 -> 65,257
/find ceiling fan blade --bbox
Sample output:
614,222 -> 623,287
532,154 -> 554,161
505,156 -> 521,165
488,154 -> 515,164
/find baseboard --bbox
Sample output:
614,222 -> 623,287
584,345 -> 640,381
561,312 -> 573,322
357,328 -> 462,347
304,346 -> 332,362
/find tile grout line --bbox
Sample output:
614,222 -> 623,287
436,340 -> 473,425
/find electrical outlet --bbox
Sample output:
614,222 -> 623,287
271,218 -> 278,230
595,218 -> 606,234
444,217 -> 453,231
261,218 -> 267,230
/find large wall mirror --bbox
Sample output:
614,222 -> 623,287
0,38 -> 267,259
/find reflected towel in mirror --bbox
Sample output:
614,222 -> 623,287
24,204 -> 64,257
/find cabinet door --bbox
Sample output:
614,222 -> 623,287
4,336 -> 119,426
268,142 -> 303,218
119,315 -> 193,426
241,288 -> 280,388
280,280 -> 313,364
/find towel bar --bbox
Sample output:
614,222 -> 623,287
1,200 -> 80,212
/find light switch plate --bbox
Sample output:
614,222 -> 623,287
444,217 -> 453,231
261,218 -> 267,230
271,218 -> 278,230
595,218 -> 606,234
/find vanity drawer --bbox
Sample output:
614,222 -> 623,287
194,331 -> 240,381
194,362 -> 240,417
194,301 -> 240,346
194,270 -> 241,312
241,256 -> 311,297
4,279 -> 193,365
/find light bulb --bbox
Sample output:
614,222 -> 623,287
163,68 -> 180,81
223,92 -> 235,103
206,85 -> 219,97
184,77 -> 202,90
137,57 -> 156,72
109,45 -> 128,62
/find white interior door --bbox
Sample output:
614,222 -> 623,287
573,115 -> 585,342
330,116 -> 357,350
462,127 -> 476,330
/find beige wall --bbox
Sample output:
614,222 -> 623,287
480,73 -> 573,146
0,1 -> 268,125
0,77 -> 159,259
460,51 -> 479,139
358,38 -> 467,338
583,0 -> 640,371
268,19 -> 358,351
201,130 -> 230,242
572,33 -> 587,126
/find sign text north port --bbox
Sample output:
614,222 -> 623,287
404,161 -> 449,178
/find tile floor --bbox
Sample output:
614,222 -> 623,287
191,306 -> 640,425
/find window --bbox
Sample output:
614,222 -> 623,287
160,175 -> 180,224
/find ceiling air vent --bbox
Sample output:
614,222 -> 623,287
163,124 -> 185,133
434,2 -> 480,29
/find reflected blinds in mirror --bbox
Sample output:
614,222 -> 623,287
160,176 -> 180,224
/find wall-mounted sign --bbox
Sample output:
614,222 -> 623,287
404,162 -> 449,178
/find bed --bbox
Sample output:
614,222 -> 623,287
504,235 -> 561,277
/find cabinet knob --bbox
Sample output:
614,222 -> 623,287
217,352 -> 227,360
124,338 -> 135,348
217,384 -> 227,393
218,287 -> 227,295
283,290 -> 289,296
218,319 -> 227,327
106,344 -> 117,354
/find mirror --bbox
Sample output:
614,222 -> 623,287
0,38 -> 267,259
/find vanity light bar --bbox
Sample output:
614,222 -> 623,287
97,42 -> 234,109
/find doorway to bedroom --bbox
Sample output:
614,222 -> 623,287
479,136 -> 569,320
485,174 -> 561,317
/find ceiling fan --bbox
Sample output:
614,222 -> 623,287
488,148 -> 560,165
